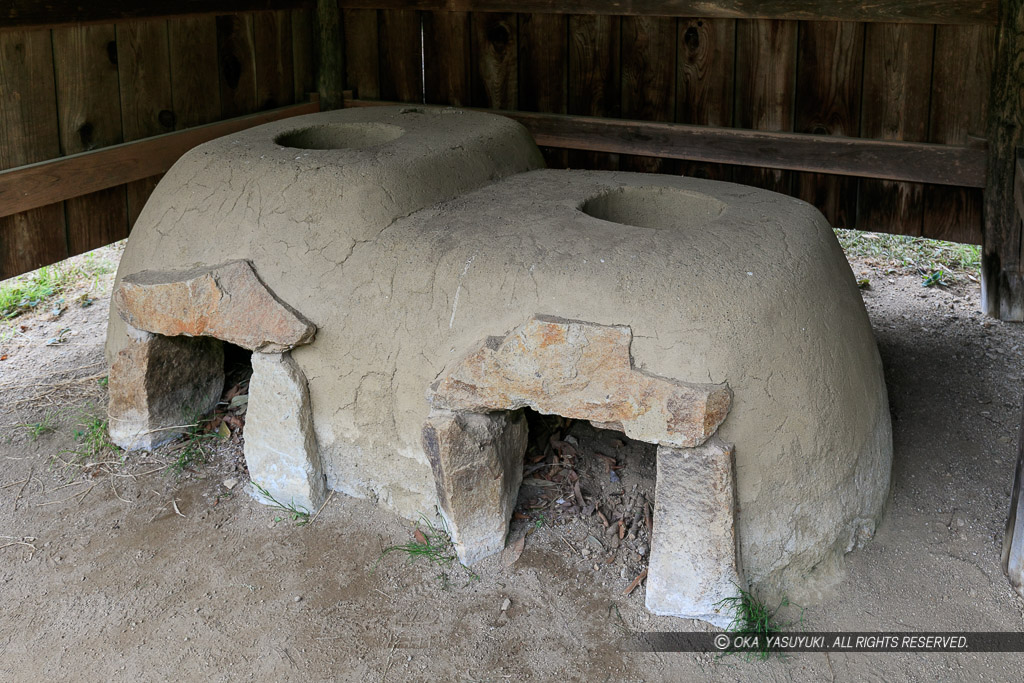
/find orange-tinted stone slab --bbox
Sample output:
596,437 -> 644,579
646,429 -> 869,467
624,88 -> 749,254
113,260 -> 315,353
430,315 -> 731,448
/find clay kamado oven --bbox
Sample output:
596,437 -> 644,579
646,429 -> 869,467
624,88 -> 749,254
105,106 -> 892,627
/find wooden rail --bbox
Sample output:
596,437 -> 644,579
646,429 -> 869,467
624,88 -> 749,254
0,101 -> 320,219
1,1 -> 312,30
334,0 -> 997,24
345,99 -> 988,187
2,0 -> 996,28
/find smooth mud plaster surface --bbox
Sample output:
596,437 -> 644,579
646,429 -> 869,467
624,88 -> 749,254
107,105 -> 891,603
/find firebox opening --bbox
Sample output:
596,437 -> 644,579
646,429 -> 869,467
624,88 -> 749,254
217,341 -> 253,440
511,408 -> 655,583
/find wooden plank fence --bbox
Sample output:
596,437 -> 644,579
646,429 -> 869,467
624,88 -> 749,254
337,7 -> 994,248
3,0 -> 1024,321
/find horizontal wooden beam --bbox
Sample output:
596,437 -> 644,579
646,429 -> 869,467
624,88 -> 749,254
2,1 -> 312,31
335,0 -> 997,25
521,113 -> 988,187
345,99 -> 988,187
0,100 -> 320,219
4,0 -> 993,30
0,96 -> 984,222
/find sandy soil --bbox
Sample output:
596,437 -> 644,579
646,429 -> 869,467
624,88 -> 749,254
2,252 -> 1024,681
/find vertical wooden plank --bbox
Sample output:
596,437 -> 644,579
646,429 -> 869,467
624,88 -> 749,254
620,16 -> 677,174
423,11 -> 470,106
923,24 -> 994,245
1001,389 -> 1024,592
734,19 -> 797,194
344,9 -> 380,100
519,13 -> 568,167
470,13 -> 517,109
379,9 -> 422,104
677,17 -> 735,181
0,30 -> 67,278
983,0 -> 1024,319
216,14 -> 258,117
254,10 -> 295,110
858,24 -> 934,237
168,16 -> 222,128
118,20 -> 175,227
292,7 -> 315,103
52,24 -> 129,256
313,0 -> 344,109
567,14 -> 620,170
793,21 -> 864,228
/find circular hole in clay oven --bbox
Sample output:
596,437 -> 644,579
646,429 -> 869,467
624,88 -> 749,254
274,122 -> 405,150
580,186 -> 726,230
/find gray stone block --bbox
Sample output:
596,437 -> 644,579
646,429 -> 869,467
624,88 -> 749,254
422,410 -> 528,564
245,352 -> 326,513
108,332 -> 224,451
646,438 -> 744,628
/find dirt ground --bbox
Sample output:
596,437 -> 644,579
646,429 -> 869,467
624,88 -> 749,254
2,250 -> 1024,681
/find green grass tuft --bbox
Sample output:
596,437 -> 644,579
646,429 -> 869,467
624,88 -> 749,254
376,515 -> 472,576
1,265 -> 71,319
54,411 -> 122,477
716,587 -> 795,661
164,415 -> 221,474
376,515 -> 481,586
21,412 -> 58,441
69,416 -> 118,461
252,482 -> 312,525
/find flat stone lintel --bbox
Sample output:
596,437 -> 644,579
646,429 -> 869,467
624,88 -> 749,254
114,260 -> 315,353
431,315 -> 731,448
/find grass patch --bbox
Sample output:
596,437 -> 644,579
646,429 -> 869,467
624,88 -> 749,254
53,411 -> 123,478
373,514 -> 482,589
0,265 -> 76,319
374,515 -> 480,586
69,415 -> 119,461
380,516 -> 460,567
716,587 -> 796,661
252,482 -> 311,525
835,228 -> 980,285
21,412 -> 58,441
166,419 -> 216,474
0,243 -> 121,326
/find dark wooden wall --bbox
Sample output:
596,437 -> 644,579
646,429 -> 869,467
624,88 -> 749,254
0,1 -> 1011,301
0,9 -> 315,279
340,10 -> 994,245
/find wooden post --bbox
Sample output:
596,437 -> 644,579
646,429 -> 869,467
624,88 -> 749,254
1003,381 -> 1024,595
983,0 -> 1024,320
1003,149 -> 1024,594
314,0 -> 344,109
